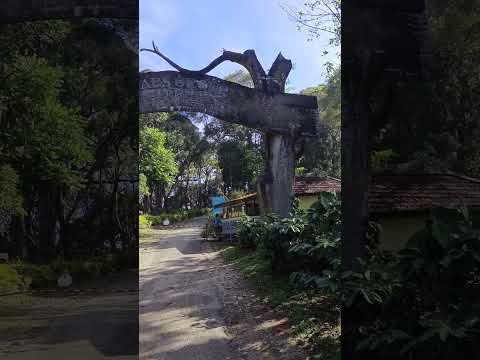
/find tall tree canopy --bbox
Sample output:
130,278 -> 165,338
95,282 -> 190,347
0,20 -> 138,261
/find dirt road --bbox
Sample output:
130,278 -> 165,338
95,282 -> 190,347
140,217 -> 307,360
140,217 -> 242,360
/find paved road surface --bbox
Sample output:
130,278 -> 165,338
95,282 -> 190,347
0,271 -> 138,359
140,217 -> 242,360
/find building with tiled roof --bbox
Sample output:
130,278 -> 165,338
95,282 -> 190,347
294,173 -> 480,250
216,173 -> 480,250
293,176 -> 341,195
293,176 -> 341,209
368,173 -> 480,250
369,173 -> 480,213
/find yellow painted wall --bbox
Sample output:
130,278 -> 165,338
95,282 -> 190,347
377,214 -> 429,251
298,195 -> 319,210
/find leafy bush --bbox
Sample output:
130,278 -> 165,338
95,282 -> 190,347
288,192 -> 341,287
236,192 -> 341,276
13,262 -> 56,289
139,214 -> 152,229
0,263 -> 26,292
345,207 -> 480,360
236,215 -> 271,246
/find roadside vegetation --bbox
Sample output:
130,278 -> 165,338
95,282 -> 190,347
139,208 -> 209,243
0,21 -> 138,291
343,207 -> 480,360
0,253 -> 135,293
221,193 -> 341,359
222,188 -> 480,360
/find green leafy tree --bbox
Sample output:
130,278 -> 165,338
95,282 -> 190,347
203,70 -> 264,194
299,63 -> 340,177
139,127 -> 177,186
139,173 -> 150,205
0,165 -> 24,216
0,20 -> 138,261
2,54 -> 92,187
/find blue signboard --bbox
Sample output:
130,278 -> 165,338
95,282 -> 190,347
211,196 -> 226,216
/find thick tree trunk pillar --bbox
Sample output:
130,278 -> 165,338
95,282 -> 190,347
258,133 -> 295,218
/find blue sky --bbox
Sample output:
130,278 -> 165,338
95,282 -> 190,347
139,0 -> 338,93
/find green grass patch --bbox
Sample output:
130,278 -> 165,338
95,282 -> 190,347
1,253 -> 137,291
222,245 -> 340,360
0,264 -> 26,292
223,246 -> 290,306
139,227 -> 154,243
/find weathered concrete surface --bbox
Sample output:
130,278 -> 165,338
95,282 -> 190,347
0,272 -> 138,359
140,217 -> 241,360
139,71 -> 319,137
263,133 -> 296,218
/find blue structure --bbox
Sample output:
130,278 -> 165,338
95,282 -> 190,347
211,196 -> 226,216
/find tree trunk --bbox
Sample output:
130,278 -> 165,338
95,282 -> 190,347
38,182 -> 58,262
58,186 -> 70,259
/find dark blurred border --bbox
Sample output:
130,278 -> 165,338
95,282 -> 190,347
1,0 -> 137,24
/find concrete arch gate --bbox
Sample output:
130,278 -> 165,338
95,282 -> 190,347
2,0 -> 320,218
140,45 -> 320,217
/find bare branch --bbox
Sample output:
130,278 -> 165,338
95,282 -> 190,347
267,52 -> 292,91
141,43 -> 268,89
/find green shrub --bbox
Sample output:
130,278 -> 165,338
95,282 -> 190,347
236,215 -> 270,246
0,264 -> 25,292
345,207 -> 480,359
139,214 -> 152,229
13,262 -> 56,289
236,192 -> 341,276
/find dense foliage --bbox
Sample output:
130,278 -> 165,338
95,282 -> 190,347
237,191 -> 480,359
139,126 -> 177,210
0,20 -> 138,264
237,192 -> 340,279
367,1 -> 480,176
299,64 -> 340,177
345,208 -> 480,359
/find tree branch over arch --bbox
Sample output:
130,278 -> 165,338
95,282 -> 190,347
141,42 -> 292,92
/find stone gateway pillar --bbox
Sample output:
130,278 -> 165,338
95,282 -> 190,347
261,133 -> 296,217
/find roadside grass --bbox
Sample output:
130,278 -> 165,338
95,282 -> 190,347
0,252 -> 137,293
0,264 -> 26,292
222,246 -> 340,360
139,227 -> 154,243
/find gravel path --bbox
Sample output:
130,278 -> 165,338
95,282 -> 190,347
140,217 -> 241,360
140,217 -> 306,360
